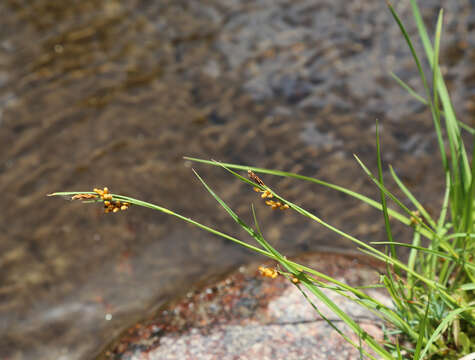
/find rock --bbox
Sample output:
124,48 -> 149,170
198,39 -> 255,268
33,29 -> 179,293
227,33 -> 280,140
100,252 -> 389,360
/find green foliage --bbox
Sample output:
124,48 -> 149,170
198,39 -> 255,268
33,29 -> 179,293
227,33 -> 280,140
50,1 -> 474,358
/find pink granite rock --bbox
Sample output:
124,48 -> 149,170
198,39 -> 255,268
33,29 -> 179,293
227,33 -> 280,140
100,252 -> 390,360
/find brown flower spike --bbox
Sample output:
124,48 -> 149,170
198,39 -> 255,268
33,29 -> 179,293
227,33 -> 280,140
71,193 -> 98,200
248,170 -> 265,186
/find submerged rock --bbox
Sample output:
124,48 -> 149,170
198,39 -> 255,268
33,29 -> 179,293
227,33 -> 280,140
99,252 -> 389,360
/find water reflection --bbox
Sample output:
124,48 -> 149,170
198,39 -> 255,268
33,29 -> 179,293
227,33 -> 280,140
0,0 -> 472,359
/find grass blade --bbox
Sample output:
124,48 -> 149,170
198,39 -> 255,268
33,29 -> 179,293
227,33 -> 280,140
413,293 -> 431,360
389,165 -> 436,229
184,157 -> 437,240
375,121 -> 397,259
409,0 -> 470,184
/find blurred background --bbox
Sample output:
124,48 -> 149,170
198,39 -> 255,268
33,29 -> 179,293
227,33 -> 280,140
0,0 -> 473,359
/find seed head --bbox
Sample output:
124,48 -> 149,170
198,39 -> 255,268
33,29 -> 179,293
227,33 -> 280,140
92,187 -> 130,213
258,266 -> 278,279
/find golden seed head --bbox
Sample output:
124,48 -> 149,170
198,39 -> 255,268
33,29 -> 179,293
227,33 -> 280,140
258,266 -> 278,279
103,187 -> 109,194
113,207 -> 119,213
120,205 -> 128,211
260,190 -> 273,199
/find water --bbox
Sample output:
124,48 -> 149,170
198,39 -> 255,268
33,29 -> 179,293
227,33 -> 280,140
0,0 -> 473,359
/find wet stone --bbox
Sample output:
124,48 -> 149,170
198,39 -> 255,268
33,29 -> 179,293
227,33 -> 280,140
100,252 -> 388,360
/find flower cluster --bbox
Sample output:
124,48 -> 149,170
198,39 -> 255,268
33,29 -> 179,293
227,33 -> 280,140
264,199 -> 290,210
248,170 -> 289,211
258,266 -> 279,279
93,187 -> 130,213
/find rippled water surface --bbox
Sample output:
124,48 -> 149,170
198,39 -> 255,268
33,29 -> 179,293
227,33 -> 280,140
0,1 -> 473,359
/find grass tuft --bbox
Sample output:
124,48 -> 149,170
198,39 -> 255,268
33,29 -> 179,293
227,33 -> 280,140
50,2 -> 474,359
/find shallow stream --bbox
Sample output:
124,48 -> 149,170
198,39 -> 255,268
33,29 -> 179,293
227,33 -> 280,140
0,1 -> 473,359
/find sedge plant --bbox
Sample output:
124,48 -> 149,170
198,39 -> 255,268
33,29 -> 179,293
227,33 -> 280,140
50,2 -> 474,359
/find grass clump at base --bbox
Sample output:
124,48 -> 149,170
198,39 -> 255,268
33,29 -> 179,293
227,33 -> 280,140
50,1 -> 474,359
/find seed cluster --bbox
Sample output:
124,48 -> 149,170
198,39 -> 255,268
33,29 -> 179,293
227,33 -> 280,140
93,187 -> 130,213
258,266 -> 278,279
265,199 -> 290,210
248,170 -> 289,211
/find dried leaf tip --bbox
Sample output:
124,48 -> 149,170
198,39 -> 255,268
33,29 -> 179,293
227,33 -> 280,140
248,170 -> 265,186
71,193 -> 98,200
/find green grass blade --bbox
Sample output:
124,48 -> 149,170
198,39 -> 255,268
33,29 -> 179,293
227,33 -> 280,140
407,230 -> 421,297
458,121 -> 475,135
387,3 -> 433,114
389,73 -> 475,135
50,192 -> 279,259
292,281 -> 376,359
203,162 -> 459,304
444,233 -> 475,241
354,155 -> 436,237
409,0 -> 470,185
395,338 -> 403,360
430,9 -> 447,171
390,72 -> 427,105
462,138 -> 475,235
375,121 -> 397,259
184,157 -> 436,240
437,172 -> 451,231
458,283 -> 475,291
389,165 -> 436,229
413,293 -> 431,360
191,169 -> 254,236
296,271 -> 393,359
370,241 -> 472,266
